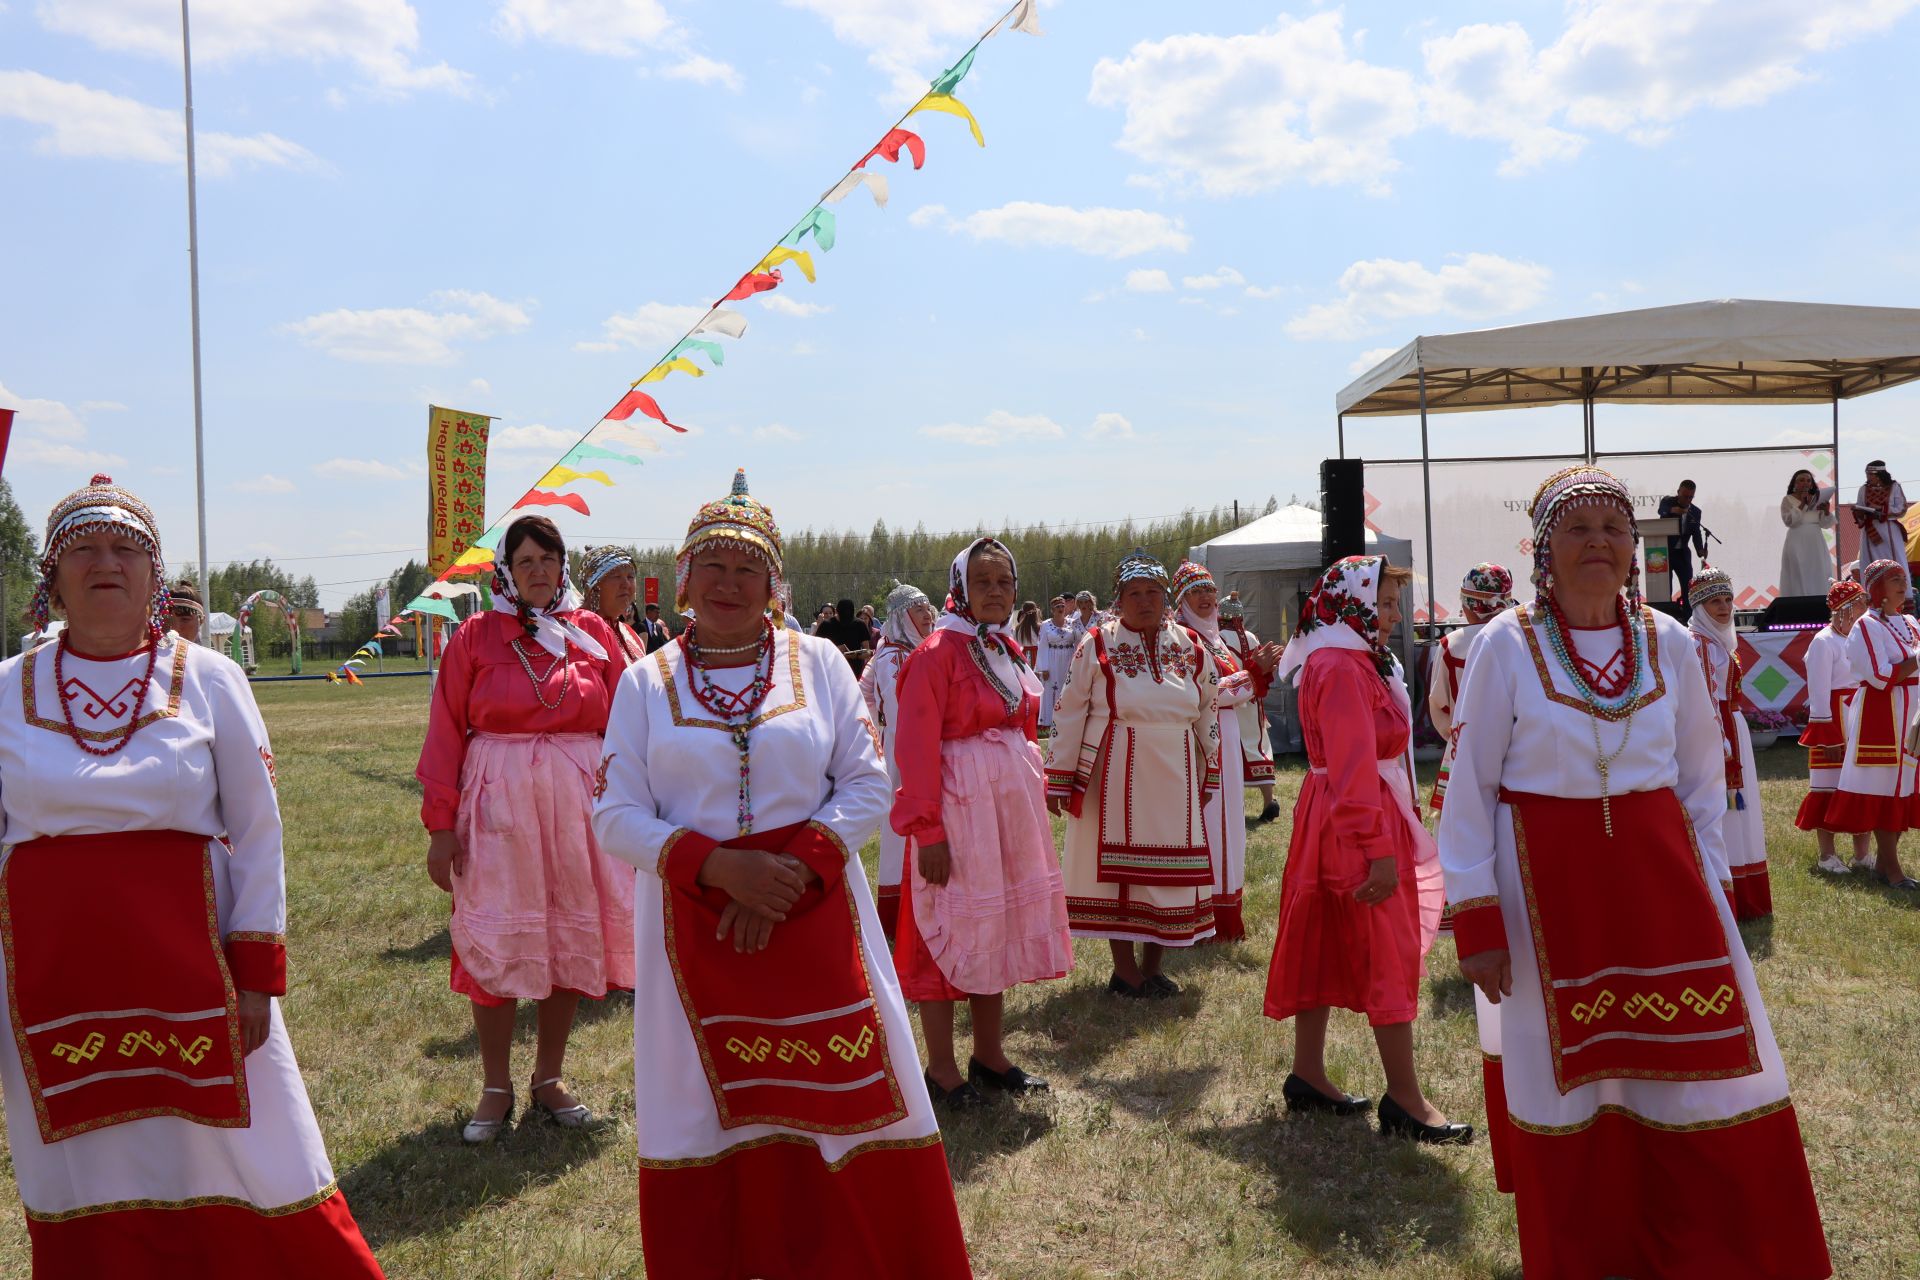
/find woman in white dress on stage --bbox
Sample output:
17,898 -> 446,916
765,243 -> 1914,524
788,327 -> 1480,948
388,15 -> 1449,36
1779,469 -> 1836,597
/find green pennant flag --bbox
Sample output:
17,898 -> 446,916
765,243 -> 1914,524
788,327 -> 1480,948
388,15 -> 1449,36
784,206 -> 837,252
564,442 -> 644,467
669,336 -> 725,368
931,47 -> 975,97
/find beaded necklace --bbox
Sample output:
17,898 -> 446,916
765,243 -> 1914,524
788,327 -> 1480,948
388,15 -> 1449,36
55,635 -> 161,758
510,638 -> 571,711
965,635 -> 1023,722
1536,596 -> 1646,837
682,620 -> 776,836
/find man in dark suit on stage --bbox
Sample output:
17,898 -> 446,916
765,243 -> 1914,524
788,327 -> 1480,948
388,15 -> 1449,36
1658,479 -> 1707,619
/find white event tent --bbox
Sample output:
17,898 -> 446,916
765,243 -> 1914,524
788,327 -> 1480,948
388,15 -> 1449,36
1336,298 -> 1920,622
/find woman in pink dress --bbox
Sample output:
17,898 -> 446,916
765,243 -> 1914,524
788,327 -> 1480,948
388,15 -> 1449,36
417,515 -> 635,1142
1263,555 -> 1461,1142
891,538 -> 1073,1108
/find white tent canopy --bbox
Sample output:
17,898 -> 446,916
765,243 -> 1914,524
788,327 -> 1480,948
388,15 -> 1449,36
1337,299 -> 1920,417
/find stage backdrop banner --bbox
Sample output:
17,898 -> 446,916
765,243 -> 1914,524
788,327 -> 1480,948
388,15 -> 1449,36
428,406 -> 492,578
1366,447 -> 1838,622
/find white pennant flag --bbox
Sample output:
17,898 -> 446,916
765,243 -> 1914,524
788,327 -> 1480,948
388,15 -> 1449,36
991,0 -> 1044,37
693,307 -> 750,339
823,170 -> 889,209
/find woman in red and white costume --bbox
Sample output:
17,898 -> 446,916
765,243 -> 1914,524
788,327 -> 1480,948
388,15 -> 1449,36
1427,562 -> 1518,816
1439,465 -> 1829,1279
890,539 -> 1072,1107
417,515 -> 634,1143
582,544 -> 647,662
0,476 -> 383,1278
1217,595 -> 1280,824
1795,580 -> 1873,874
859,579 -> 935,941
1824,558 -> 1920,889
1263,556 -> 1458,1141
1688,565 -> 1771,919
1171,561 -> 1280,942
1045,550 -> 1223,995
592,471 -> 970,1279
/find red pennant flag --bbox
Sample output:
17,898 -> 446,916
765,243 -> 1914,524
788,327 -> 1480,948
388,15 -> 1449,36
605,389 -> 686,433
515,489 -> 591,517
721,270 -> 781,303
0,408 -> 13,476
444,561 -> 495,579
858,128 -> 926,170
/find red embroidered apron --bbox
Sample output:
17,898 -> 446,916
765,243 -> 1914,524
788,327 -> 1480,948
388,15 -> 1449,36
1,830 -> 248,1143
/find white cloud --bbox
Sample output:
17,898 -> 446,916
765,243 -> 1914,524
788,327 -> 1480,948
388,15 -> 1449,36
1089,13 -> 1421,196
1348,346 -> 1399,376
315,457 -> 410,480
758,295 -> 831,318
0,378 -> 127,470
920,409 -> 1066,448
753,423 -> 804,443
1287,253 -> 1551,341
284,290 -> 532,363
1087,412 -> 1135,441
1125,269 -> 1173,293
1182,266 -> 1245,290
468,377 -> 493,396
576,300 -> 706,353
0,72 -> 319,175
36,0 -> 472,97
919,202 -> 1191,259
662,54 -> 743,90
233,473 -> 297,494
1244,283 -> 1290,300
493,423 -> 578,451
781,0 -> 1013,100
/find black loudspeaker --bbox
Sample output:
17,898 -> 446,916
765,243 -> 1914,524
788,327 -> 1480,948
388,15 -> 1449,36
1320,458 -> 1366,567
1758,595 -> 1831,632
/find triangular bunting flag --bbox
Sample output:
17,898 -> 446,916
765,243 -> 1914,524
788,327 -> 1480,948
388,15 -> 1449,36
694,307 -> 750,339
908,93 -> 984,147
858,128 -> 926,171
755,246 -> 816,283
604,389 -> 685,432
930,48 -> 975,98
669,336 -> 725,367
539,464 -> 615,488
824,170 -> 889,208
722,271 -> 782,303
784,206 -> 837,252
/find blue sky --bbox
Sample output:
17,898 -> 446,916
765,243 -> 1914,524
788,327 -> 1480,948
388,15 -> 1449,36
5,0 -> 1920,608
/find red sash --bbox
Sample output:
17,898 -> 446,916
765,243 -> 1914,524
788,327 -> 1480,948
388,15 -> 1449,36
1,831 -> 248,1143
664,823 -> 905,1135
1500,788 -> 1760,1094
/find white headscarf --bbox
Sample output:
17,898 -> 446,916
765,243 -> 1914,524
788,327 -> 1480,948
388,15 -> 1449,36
491,532 -> 610,661
936,537 -> 1041,699
1686,566 -> 1738,660
880,580 -> 932,648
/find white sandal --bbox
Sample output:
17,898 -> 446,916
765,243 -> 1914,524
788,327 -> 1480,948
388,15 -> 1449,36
529,1076 -> 592,1129
461,1087 -> 514,1145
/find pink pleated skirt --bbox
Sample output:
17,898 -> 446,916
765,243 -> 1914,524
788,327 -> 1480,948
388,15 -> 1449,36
897,728 -> 1073,999
450,731 -> 636,1003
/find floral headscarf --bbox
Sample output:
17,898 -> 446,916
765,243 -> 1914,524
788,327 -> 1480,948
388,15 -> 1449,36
1459,561 -> 1517,621
1276,554 -> 1394,685
491,521 -> 609,661
935,537 -> 1039,713
941,537 -> 1018,642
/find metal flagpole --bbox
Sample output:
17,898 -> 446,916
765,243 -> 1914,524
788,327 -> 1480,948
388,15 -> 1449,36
1832,393 -> 1843,580
180,0 -> 210,608
1417,367 -> 1437,631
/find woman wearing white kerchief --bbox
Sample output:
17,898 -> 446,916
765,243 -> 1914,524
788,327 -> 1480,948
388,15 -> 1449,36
1688,566 -> 1771,919
1263,556 -> 1458,1141
1046,550 -> 1222,996
1034,596 -> 1077,731
416,514 -> 635,1143
890,539 -> 1072,1107
1170,561 -> 1281,942
581,544 -> 646,661
860,579 -> 936,941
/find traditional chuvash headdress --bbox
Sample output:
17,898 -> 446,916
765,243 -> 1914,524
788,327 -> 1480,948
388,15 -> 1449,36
880,578 -> 932,647
580,545 -> 636,605
1526,464 -> 1641,608
675,468 -> 786,623
1863,558 -> 1909,602
1112,548 -> 1168,600
1826,579 -> 1866,613
34,474 -> 169,638
1459,562 -> 1518,620
1168,560 -> 1215,614
1686,564 -> 1734,608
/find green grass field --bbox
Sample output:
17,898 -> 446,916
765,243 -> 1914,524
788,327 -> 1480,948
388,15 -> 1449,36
0,678 -> 1914,1278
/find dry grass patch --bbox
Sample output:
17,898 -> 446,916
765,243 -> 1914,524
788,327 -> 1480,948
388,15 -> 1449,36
0,681 -> 1913,1277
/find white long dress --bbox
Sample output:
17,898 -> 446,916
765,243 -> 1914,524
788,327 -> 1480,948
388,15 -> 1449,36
1437,606 -> 1828,1278
591,627 -> 970,1278
858,636 -> 913,934
0,638 -> 382,1276
1778,496 -> 1835,597
1694,633 -> 1769,918
1855,481 -> 1909,568
1034,620 -> 1078,729
1794,625 -> 1858,831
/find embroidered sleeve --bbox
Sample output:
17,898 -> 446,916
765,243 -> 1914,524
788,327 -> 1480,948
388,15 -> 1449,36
1045,634 -> 1097,800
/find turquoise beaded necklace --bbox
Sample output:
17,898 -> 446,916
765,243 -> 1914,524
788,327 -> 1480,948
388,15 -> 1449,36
1536,595 -> 1647,836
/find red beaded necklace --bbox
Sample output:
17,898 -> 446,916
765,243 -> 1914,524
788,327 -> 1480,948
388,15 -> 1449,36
681,620 -> 777,836
55,633 -> 161,758
1543,593 -> 1635,699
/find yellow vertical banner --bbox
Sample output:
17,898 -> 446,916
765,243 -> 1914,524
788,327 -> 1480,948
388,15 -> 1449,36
427,406 -> 492,577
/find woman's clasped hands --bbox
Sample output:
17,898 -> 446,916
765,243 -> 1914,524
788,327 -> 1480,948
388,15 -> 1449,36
699,846 -> 818,953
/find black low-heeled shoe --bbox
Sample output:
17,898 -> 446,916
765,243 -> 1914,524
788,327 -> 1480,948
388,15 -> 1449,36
1143,973 -> 1182,998
969,1058 -> 1049,1094
925,1070 -> 989,1111
1377,1094 -> 1473,1145
1108,973 -> 1148,999
1282,1072 -> 1370,1117
1257,800 -> 1282,824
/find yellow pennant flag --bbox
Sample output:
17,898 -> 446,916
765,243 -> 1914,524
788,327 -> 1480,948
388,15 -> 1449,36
639,357 -> 705,384
539,465 -> 615,488
755,245 -> 817,283
909,93 -> 984,147
452,545 -> 494,568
